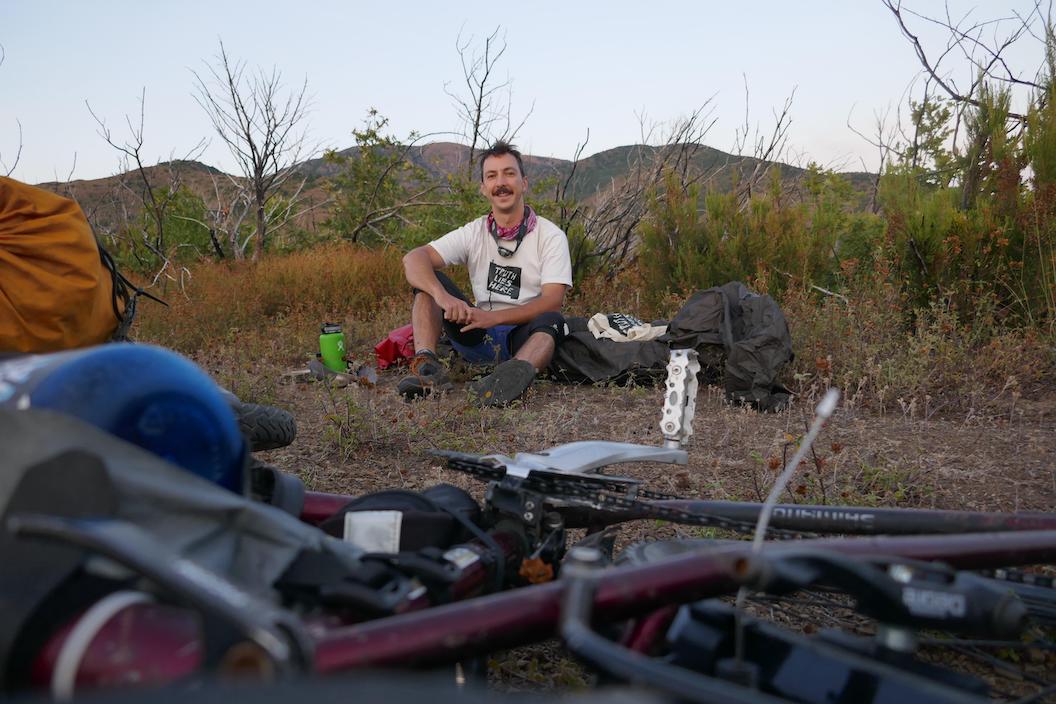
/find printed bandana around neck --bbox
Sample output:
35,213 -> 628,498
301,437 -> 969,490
487,206 -> 537,241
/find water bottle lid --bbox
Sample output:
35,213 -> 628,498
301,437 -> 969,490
321,323 -> 342,334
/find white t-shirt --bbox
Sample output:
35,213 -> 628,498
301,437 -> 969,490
428,214 -> 573,311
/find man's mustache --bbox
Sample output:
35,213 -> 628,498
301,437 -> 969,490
492,187 -> 514,196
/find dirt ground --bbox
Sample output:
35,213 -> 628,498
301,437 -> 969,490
230,360 -> 1056,697
251,366 -> 1055,515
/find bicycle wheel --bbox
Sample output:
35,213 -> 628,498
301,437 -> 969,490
235,402 -> 297,452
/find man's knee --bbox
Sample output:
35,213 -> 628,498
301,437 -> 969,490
412,289 -> 436,304
527,311 -> 568,344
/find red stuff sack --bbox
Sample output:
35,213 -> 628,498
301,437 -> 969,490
374,323 -> 414,369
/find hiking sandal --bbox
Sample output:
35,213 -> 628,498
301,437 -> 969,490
470,359 -> 536,407
398,353 -> 453,401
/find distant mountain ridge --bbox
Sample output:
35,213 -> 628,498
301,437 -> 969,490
36,142 -> 875,227
297,141 -> 873,199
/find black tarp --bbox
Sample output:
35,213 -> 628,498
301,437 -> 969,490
549,282 -> 793,411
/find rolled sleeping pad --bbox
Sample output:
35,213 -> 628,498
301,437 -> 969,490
0,343 -> 247,493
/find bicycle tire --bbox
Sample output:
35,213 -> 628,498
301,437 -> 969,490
235,402 -> 297,452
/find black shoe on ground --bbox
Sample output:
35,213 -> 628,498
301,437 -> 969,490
470,359 -> 536,407
398,353 -> 452,401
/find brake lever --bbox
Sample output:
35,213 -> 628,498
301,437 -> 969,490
741,549 -> 1028,640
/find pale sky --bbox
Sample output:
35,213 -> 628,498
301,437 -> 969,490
0,1 -> 1047,184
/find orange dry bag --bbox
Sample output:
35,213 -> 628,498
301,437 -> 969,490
0,176 -> 122,352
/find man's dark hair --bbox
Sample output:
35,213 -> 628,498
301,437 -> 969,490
478,141 -> 526,181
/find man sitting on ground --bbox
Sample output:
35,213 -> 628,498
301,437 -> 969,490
399,141 -> 572,406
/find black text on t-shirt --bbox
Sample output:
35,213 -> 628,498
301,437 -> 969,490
487,262 -> 522,299
607,312 -> 645,335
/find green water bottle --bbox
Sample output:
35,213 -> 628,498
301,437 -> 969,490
319,323 -> 346,372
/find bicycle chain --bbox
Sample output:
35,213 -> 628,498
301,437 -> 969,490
439,452 -> 804,539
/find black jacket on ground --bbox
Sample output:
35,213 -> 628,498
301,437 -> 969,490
549,282 -> 793,412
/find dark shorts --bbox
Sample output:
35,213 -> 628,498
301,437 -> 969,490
416,272 -> 567,364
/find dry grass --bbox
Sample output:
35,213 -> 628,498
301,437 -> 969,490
780,266 -> 1055,419
131,244 -> 1055,510
137,243 -> 407,360
130,245 -> 1056,695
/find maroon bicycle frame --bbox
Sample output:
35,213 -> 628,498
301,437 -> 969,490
30,528 -> 1056,696
312,529 -> 1056,671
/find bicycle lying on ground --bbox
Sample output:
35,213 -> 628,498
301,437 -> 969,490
2,347 -> 1054,703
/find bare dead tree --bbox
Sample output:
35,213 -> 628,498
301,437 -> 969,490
50,155 -> 79,198
49,153 -> 168,296
0,45 -> 22,177
730,84 -> 797,206
851,0 -> 1055,210
444,27 -> 535,179
580,83 -> 799,282
87,90 -> 207,281
847,103 -> 901,212
49,154 -> 128,254
881,0 -> 1047,123
193,40 -> 315,260
51,153 -> 114,237
554,128 -> 589,230
553,130 -> 591,278
1,118 -> 21,177
571,104 -> 720,277
168,170 -> 251,259
210,174 -> 253,258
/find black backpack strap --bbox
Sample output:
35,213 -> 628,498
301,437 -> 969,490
275,549 -> 413,615
96,239 -> 167,342
249,463 -> 306,517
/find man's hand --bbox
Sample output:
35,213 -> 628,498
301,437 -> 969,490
460,308 -> 498,333
438,293 -> 474,325
457,283 -> 568,332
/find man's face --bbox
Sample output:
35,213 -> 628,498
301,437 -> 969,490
480,153 -> 527,217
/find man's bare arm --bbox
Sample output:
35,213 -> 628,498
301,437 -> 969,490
402,245 -> 447,297
403,245 -> 473,324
